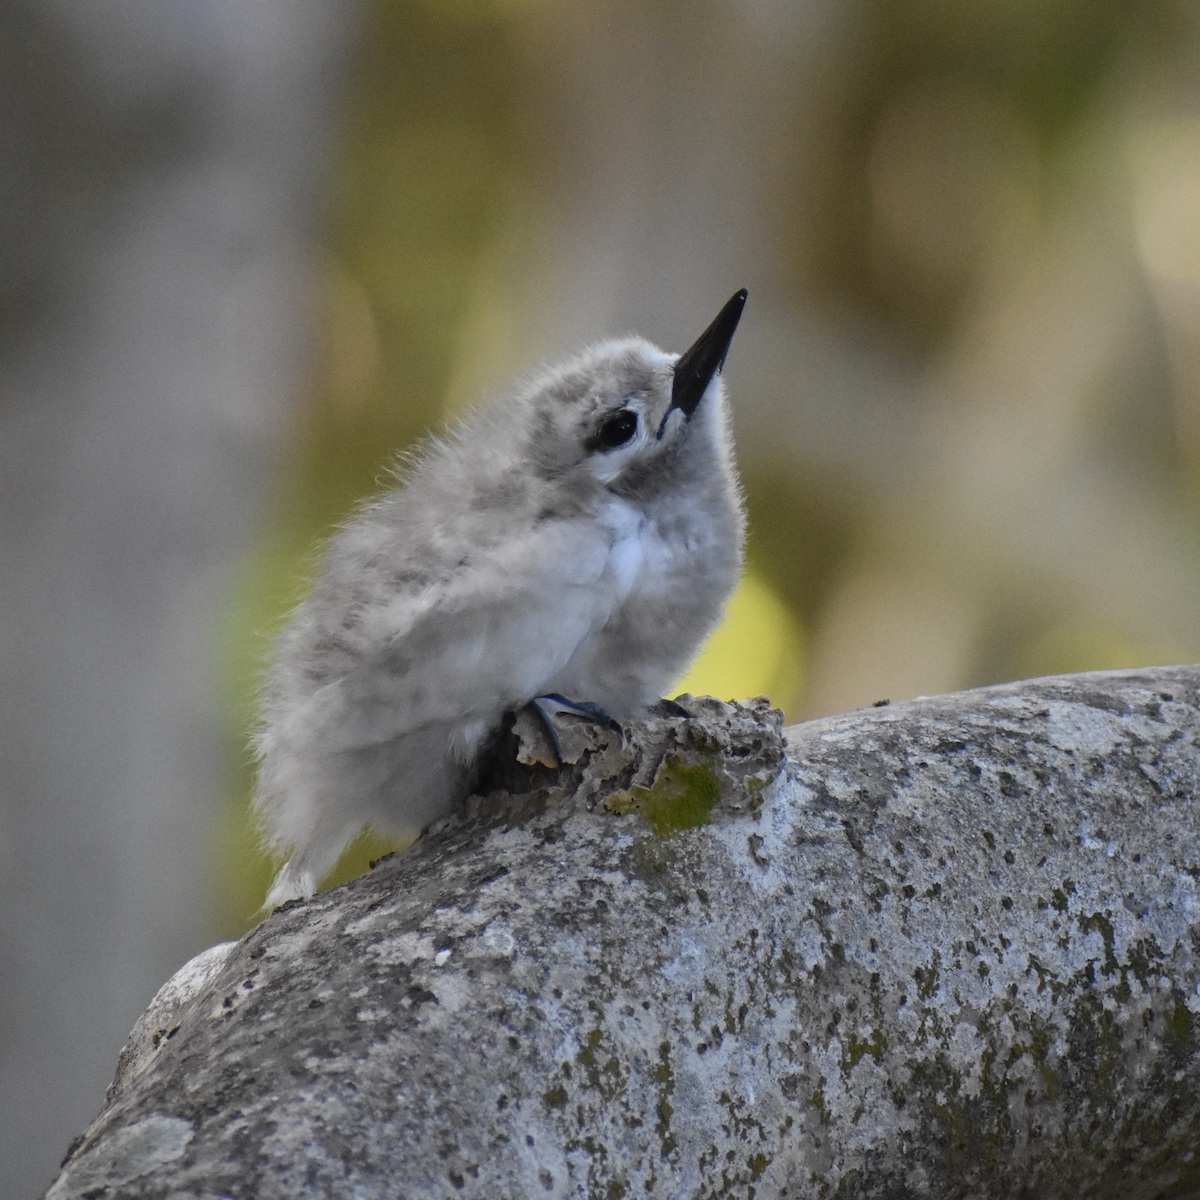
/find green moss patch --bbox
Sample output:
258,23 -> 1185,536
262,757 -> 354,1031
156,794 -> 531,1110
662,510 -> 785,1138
606,755 -> 722,837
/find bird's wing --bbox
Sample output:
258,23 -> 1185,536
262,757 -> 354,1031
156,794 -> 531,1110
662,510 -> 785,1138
281,516 -> 619,752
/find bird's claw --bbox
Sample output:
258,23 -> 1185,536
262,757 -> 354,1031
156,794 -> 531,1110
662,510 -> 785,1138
530,693 -> 626,758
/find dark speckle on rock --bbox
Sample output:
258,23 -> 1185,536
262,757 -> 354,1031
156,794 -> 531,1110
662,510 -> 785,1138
46,674 -> 1200,1200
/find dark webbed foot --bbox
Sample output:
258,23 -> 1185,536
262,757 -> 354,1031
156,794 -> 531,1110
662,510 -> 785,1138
535,693 -> 622,731
650,697 -> 692,719
528,696 -> 566,762
529,694 -> 625,761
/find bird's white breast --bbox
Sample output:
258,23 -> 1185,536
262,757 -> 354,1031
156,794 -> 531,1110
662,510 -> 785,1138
600,494 -> 687,606
601,497 -> 649,601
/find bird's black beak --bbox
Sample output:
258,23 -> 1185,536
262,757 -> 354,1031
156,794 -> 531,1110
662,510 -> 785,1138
670,289 -> 748,417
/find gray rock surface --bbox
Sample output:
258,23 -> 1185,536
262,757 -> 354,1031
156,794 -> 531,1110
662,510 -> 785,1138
46,670 -> 1200,1198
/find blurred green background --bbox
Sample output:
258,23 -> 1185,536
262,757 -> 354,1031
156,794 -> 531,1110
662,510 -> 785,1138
218,0 -> 1200,926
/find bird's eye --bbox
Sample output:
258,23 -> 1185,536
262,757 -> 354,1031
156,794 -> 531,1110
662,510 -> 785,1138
591,408 -> 638,451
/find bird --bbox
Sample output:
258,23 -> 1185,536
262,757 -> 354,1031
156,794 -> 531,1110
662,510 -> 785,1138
254,289 -> 748,905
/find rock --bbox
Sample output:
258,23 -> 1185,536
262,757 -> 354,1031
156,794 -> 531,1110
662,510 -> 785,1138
44,672 -> 1200,1199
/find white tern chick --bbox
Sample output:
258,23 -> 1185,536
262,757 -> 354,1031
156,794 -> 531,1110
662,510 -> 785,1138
255,290 -> 748,905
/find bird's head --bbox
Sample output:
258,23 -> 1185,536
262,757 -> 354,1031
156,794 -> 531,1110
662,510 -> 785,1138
508,290 -> 747,505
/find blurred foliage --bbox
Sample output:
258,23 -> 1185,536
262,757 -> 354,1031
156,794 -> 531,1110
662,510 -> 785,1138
675,570 -> 805,714
291,0 -> 519,532
800,0 -> 1182,353
218,0 -> 1200,928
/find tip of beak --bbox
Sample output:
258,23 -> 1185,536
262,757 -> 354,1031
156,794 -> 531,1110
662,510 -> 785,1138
671,289 -> 748,417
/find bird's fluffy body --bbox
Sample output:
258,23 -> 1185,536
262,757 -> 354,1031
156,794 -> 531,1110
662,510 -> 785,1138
256,328 -> 744,904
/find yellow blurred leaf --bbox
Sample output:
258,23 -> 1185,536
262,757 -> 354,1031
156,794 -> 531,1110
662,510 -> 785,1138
673,571 -> 805,717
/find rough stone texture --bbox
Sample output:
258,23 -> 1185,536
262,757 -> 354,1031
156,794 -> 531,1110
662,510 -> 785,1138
45,670 -> 1200,1199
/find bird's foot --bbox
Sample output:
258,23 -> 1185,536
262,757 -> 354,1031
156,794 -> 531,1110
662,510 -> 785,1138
528,693 -> 625,762
536,694 -> 623,731
650,696 -> 692,719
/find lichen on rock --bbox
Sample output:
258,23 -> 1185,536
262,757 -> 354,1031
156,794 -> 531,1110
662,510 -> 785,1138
44,672 -> 1200,1199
